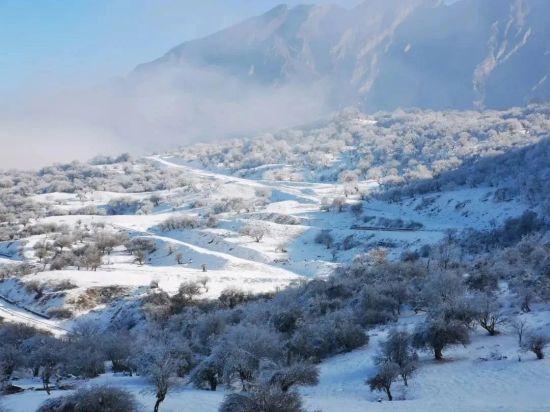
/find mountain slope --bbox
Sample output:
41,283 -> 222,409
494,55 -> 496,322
136,0 -> 550,111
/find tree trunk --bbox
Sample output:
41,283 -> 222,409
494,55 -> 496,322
44,380 -> 51,395
208,377 -> 217,391
154,393 -> 165,412
385,386 -> 393,401
434,347 -> 443,361
153,399 -> 162,412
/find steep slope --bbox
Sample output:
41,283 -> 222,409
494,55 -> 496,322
135,0 -> 550,111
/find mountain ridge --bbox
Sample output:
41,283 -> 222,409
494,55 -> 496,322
135,0 -> 550,111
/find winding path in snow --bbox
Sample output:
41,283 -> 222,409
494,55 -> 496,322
0,295 -> 69,335
149,155 -> 339,204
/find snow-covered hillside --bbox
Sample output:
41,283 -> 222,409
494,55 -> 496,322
0,151 -> 532,323
0,105 -> 548,412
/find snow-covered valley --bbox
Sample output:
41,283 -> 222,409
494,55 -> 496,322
0,105 -> 549,412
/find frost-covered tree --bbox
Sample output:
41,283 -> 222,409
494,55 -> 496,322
100,331 -> 137,374
219,384 -> 305,412
218,288 -> 250,309
37,385 -> 139,412
212,325 -> 283,390
158,215 -> 200,231
64,322 -> 106,378
314,230 -> 334,249
0,344 -> 23,387
412,318 -> 470,361
94,231 -> 127,255
266,363 -> 319,392
170,281 -> 203,313
331,197 -> 347,212
139,339 -> 179,412
25,335 -> 63,394
80,245 -> 103,271
366,361 -> 400,401
522,332 -> 549,360
190,357 -> 221,391
240,223 -> 267,243
53,234 -> 74,253
377,329 -> 418,386
126,237 -> 156,265
33,241 -> 53,264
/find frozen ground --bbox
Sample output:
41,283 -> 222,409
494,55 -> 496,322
4,305 -> 549,412
1,155 -> 544,412
1,155 -> 530,321
0,155 -> 533,324
302,307 -> 550,412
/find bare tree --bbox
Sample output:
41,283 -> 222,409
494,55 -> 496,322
522,332 -> 549,360
366,361 -> 400,401
509,317 -> 528,346
474,293 -> 505,336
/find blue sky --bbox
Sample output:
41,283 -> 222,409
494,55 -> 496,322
0,0 -> 362,95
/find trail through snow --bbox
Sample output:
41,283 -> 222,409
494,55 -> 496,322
0,295 -> 68,336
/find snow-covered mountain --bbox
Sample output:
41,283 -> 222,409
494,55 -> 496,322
136,0 -> 550,111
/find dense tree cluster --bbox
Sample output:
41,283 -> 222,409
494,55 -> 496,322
171,105 -> 548,185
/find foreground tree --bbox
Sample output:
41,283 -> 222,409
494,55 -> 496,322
139,340 -> 178,412
101,331 -> 137,374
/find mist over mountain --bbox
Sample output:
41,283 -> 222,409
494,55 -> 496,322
137,0 -> 550,111
3,0 -> 549,169
2,1 -> 550,410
